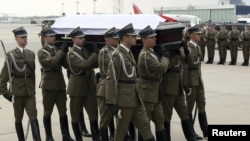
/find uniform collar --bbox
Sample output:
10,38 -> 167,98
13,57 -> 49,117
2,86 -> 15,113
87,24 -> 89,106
120,44 -> 130,53
190,40 -> 198,47
17,46 -> 25,53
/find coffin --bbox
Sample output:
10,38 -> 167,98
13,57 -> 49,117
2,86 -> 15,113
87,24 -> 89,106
156,22 -> 185,50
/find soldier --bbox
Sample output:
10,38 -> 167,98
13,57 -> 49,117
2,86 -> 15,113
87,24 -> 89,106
217,24 -> 229,65
197,23 -> 206,61
97,27 -> 119,141
37,28 -> 74,141
205,24 -> 217,64
0,26 -> 41,141
136,25 -> 169,141
228,24 -> 241,65
106,23 -> 155,141
185,26 -> 208,140
66,27 -> 101,141
240,24 -> 250,66
159,38 -> 199,140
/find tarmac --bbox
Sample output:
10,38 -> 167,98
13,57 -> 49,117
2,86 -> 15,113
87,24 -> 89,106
0,23 -> 250,141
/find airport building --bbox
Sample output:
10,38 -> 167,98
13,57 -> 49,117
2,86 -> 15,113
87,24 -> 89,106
153,0 -> 250,23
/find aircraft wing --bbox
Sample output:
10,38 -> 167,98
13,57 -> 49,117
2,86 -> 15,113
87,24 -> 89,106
51,14 -> 166,35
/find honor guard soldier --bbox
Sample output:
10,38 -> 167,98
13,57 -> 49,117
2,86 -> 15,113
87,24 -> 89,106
97,27 -> 119,141
106,23 -> 156,141
197,23 -> 206,61
205,24 -> 217,64
66,27 -> 101,141
159,32 -> 199,140
240,24 -> 250,66
185,26 -> 208,140
228,24 -> 241,65
136,25 -> 169,141
217,24 -> 229,65
37,28 -> 74,141
0,26 -> 42,141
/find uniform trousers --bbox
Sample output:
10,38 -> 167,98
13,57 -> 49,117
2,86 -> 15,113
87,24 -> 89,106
186,86 -> 206,114
13,95 -> 37,122
114,104 -> 154,141
97,96 -> 114,128
161,93 -> 189,122
143,101 -> 165,131
70,95 -> 98,122
42,89 -> 67,117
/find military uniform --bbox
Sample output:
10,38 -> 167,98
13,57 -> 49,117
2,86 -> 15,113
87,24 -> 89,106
37,28 -> 74,141
66,27 -> 100,141
228,25 -> 241,65
185,26 -> 208,139
197,24 -> 206,61
97,27 -> 118,141
159,46 -> 198,141
205,25 -> 217,64
0,27 -> 41,141
136,26 -> 169,141
106,23 -> 155,141
241,24 -> 250,66
217,25 -> 229,64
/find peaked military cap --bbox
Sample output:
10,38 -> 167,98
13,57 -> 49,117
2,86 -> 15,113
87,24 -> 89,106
188,25 -> 202,34
138,25 -> 157,38
12,26 -> 27,36
68,26 -> 85,37
40,27 -> 56,36
118,23 -> 137,38
103,27 -> 119,38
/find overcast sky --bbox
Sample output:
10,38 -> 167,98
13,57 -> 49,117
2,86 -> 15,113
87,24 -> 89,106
0,0 -> 249,16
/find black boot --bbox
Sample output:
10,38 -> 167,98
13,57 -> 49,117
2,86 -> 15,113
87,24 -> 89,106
72,122 -> 82,141
31,119 -> 42,141
181,119 -> 197,141
15,122 -> 25,141
188,114 -> 203,140
128,122 -> 136,141
164,122 -> 171,141
198,112 -> 208,138
100,127 -> 109,141
109,118 -> 115,141
137,132 -> 144,141
78,111 -> 91,137
43,117 -> 55,141
217,59 -> 223,64
60,116 -> 75,141
90,120 -> 101,141
241,60 -> 249,66
156,129 -> 168,141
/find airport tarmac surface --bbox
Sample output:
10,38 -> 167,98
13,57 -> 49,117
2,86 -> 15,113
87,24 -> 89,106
0,24 -> 250,141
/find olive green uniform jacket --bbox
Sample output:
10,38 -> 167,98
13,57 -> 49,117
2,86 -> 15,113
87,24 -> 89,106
38,45 -> 67,90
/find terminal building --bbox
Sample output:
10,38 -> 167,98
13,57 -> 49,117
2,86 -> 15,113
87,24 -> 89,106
153,0 -> 250,23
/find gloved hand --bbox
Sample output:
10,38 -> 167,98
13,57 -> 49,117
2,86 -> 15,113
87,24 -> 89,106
86,43 -> 98,53
183,86 -> 192,96
60,42 -> 69,54
181,41 -> 189,54
3,92 -> 12,102
154,45 -> 170,57
107,104 -> 119,116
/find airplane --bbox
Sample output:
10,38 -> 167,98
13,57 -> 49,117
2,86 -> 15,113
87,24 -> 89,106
132,3 -> 178,22
132,3 -> 201,26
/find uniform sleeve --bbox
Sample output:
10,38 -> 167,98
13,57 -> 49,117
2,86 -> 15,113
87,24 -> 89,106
38,49 -> 64,67
105,53 -> 120,104
0,56 -> 10,94
68,52 -> 98,70
98,49 -> 111,74
144,52 -> 169,74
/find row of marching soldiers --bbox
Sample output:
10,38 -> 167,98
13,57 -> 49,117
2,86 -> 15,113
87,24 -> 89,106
183,23 -> 250,66
0,23 -> 208,141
